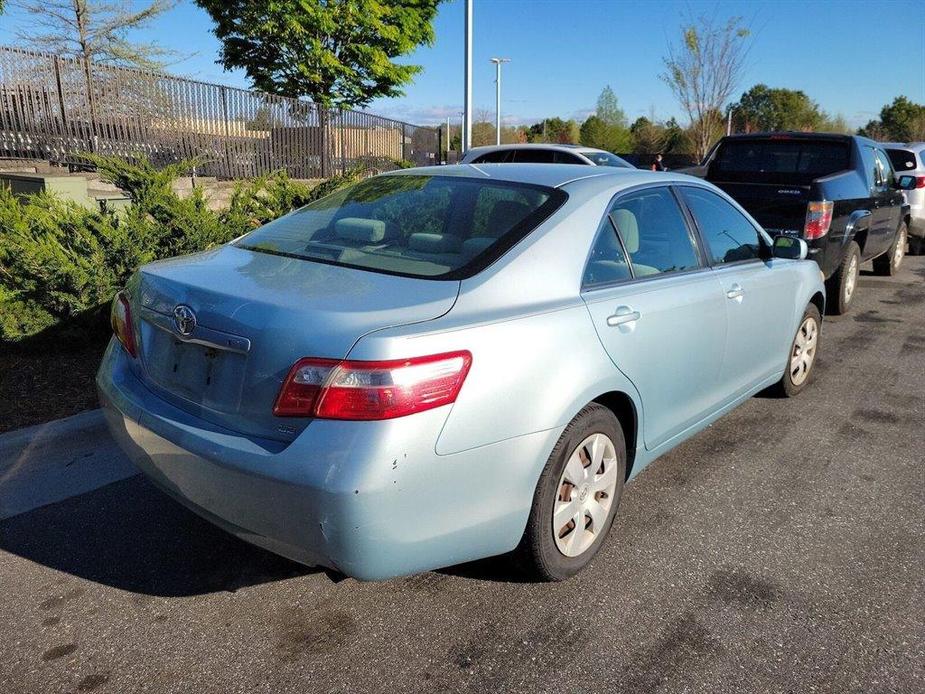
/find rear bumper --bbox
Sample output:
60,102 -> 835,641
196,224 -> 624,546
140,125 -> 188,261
97,341 -> 559,580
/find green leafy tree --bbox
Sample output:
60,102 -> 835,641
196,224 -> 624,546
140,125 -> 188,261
595,85 -> 628,128
527,117 -> 578,144
661,14 -> 751,160
859,96 -> 925,141
197,0 -> 441,174
197,0 -> 441,108
731,84 -> 825,133
629,116 -> 664,155
579,114 -> 631,152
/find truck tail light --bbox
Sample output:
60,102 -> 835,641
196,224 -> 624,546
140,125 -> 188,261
110,290 -> 137,357
804,201 -> 833,240
274,351 -> 472,420
916,175 -> 925,189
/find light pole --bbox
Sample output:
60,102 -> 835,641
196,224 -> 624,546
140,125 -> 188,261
463,0 -> 473,153
490,57 -> 510,146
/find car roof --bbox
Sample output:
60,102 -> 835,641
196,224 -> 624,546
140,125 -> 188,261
465,143 -> 606,155
722,131 -> 868,144
883,142 -> 925,151
386,163 -> 700,190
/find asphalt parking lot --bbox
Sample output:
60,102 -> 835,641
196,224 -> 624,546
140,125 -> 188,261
1,257 -> 923,694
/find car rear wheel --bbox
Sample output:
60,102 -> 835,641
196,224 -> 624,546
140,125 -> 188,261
826,241 -> 860,315
872,222 -> 907,276
518,404 -> 626,581
909,234 -> 925,256
772,304 -> 821,397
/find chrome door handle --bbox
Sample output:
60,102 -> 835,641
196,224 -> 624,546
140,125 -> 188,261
606,306 -> 641,326
726,283 -> 744,300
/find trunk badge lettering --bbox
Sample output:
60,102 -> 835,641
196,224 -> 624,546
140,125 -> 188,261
173,305 -> 197,336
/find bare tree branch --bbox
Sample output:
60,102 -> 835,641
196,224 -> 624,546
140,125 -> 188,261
661,13 -> 751,160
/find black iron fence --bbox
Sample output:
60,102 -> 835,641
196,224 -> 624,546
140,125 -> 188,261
0,45 -> 442,179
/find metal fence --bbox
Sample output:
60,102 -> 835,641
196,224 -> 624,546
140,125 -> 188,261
0,45 -> 442,179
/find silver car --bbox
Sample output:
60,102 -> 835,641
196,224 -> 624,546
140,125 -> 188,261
461,143 -> 633,168
885,142 -> 925,253
98,164 -> 825,581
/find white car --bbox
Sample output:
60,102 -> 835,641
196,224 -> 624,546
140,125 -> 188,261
885,142 -> 925,254
461,143 -> 633,168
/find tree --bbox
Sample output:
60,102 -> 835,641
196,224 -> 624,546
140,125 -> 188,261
579,114 -> 631,152
859,96 -> 925,141
629,116 -> 664,154
731,84 -> 825,133
661,14 -> 750,160
198,0 -> 441,175
527,117 -> 578,144
595,85 -> 628,128
197,0 -> 441,110
13,0 -> 177,69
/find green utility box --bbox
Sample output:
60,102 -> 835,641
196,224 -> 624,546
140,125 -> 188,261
0,173 -> 93,209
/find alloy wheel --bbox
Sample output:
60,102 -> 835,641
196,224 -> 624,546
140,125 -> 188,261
552,433 -> 619,557
790,316 -> 819,386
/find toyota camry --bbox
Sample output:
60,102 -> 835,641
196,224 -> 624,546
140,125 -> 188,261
98,164 -> 824,581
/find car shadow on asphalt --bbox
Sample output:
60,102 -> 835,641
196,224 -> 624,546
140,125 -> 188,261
0,474 -> 316,596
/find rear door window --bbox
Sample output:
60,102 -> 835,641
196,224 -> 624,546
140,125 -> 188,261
582,215 -> 632,287
512,149 -> 558,163
874,149 -> 894,189
681,187 -> 763,265
472,149 -> 514,163
553,151 -> 586,164
886,148 -> 918,172
608,187 -> 701,276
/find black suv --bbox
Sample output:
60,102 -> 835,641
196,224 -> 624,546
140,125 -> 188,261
699,133 -> 914,313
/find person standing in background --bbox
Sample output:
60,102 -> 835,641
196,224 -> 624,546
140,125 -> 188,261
651,153 -> 668,171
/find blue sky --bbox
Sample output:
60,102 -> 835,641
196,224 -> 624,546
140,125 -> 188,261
1,0 -> 923,128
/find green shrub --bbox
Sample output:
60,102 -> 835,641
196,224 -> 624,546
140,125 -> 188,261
0,156 -> 365,344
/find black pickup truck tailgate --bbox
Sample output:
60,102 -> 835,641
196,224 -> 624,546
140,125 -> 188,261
712,181 -> 809,235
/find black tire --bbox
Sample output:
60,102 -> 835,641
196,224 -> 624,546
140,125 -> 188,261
825,240 -> 860,315
908,233 -> 925,256
872,222 -> 907,276
771,304 -> 822,398
518,403 -> 626,581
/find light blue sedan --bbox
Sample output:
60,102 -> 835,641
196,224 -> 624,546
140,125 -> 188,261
98,164 -> 825,581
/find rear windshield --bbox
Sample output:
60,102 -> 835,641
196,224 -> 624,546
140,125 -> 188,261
580,151 -> 631,168
886,148 -> 919,171
235,175 -> 566,279
710,138 -> 851,183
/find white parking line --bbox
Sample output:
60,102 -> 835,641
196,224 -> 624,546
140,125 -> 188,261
0,409 -> 137,520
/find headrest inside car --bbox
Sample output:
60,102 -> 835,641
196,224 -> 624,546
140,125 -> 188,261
611,209 -> 639,253
408,233 -> 463,254
335,217 -> 386,243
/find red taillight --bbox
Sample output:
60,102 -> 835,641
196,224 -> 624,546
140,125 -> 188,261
916,175 -> 925,189
804,200 -> 833,240
110,290 -> 137,357
274,351 -> 472,420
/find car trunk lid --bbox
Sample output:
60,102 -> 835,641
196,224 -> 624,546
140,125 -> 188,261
132,245 -> 459,442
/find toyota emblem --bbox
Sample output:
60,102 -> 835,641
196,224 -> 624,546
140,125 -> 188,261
173,305 -> 197,336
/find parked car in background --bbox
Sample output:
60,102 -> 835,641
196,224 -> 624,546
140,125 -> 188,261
461,143 -> 633,168
884,142 -> 925,254
99,164 -> 824,582
698,133 -> 915,314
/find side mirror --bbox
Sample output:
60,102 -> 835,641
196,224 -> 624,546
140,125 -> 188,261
897,174 -> 917,191
772,235 -> 808,261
